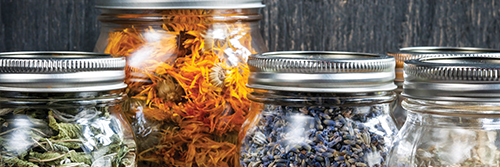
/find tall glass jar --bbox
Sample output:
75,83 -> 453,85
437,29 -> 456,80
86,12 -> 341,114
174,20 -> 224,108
388,56 -> 500,166
94,0 -> 267,166
240,52 -> 399,167
0,52 -> 136,167
388,47 -> 500,129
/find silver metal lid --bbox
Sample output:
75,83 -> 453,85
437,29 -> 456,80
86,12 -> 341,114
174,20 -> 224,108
0,51 -> 127,92
388,46 -> 500,82
96,0 -> 265,9
247,51 -> 397,93
403,56 -> 500,101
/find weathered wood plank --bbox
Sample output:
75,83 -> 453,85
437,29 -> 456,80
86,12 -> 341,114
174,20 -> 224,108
0,0 -> 99,52
0,0 -> 499,53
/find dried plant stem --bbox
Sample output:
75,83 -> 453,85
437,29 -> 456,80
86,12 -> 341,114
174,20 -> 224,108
28,150 -> 74,163
0,127 -> 48,137
38,139 -> 83,144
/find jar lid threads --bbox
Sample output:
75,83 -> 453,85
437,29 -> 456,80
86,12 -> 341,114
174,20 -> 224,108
403,56 -> 500,101
95,0 -> 265,9
0,51 -> 126,92
388,46 -> 500,82
247,51 -> 396,93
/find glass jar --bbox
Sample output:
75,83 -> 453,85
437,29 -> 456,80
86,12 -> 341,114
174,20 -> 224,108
391,81 -> 405,129
240,52 -> 399,167
94,0 -> 267,166
388,56 -> 500,166
388,46 -> 500,129
0,52 -> 136,167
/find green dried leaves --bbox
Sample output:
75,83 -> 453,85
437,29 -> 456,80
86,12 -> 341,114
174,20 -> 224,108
48,111 -> 83,140
0,107 -> 134,167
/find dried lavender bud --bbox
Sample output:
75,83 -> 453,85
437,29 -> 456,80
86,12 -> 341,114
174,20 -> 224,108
241,104 -> 395,167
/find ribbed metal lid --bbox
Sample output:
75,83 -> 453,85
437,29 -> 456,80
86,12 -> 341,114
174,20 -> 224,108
403,56 -> 500,101
0,51 -> 126,92
247,51 -> 397,93
95,0 -> 265,9
388,46 -> 500,82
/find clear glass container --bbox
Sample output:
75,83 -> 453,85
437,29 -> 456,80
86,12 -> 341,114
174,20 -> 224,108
0,52 -> 136,167
389,99 -> 500,167
240,52 -> 399,167
388,46 -> 500,129
388,56 -> 500,167
241,91 -> 398,167
391,81 -> 405,129
0,91 -> 136,167
94,1 -> 267,166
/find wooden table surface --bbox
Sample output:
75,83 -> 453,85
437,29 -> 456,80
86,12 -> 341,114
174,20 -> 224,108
0,0 -> 499,54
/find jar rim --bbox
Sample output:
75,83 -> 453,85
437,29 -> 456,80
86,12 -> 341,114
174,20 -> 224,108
403,98 -> 500,117
95,0 -> 265,9
249,90 -> 396,106
0,91 -> 125,108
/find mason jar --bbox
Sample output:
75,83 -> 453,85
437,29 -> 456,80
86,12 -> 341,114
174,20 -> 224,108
94,0 -> 268,166
0,52 -> 136,167
240,51 -> 399,167
388,47 -> 500,129
388,56 -> 500,166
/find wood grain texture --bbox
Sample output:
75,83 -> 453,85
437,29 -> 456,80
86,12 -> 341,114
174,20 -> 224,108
0,0 -> 499,54
261,0 -> 500,53
0,0 -> 100,52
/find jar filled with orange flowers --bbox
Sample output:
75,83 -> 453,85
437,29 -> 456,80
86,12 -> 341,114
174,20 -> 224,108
94,0 -> 267,166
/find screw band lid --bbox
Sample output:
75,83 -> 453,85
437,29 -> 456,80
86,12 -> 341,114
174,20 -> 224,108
403,56 -> 500,101
96,0 -> 265,9
388,46 -> 500,82
247,51 -> 396,93
0,51 -> 126,92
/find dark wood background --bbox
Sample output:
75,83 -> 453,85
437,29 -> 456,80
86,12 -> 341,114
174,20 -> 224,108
0,0 -> 499,54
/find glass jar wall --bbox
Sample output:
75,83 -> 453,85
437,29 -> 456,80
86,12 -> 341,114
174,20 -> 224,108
94,1 -> 267,166
240,52 -> 399,167
0,52 -> 136,167
388,47 -> 500,129
388,56 -> 500,166
0,91 -> 136,167
389,99 -> 500,166
241,91 -> 398,167
391,81 -> 405,129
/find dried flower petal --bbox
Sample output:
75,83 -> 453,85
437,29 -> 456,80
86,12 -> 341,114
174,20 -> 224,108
210,63 -> 228,88
104,9 -> 257,167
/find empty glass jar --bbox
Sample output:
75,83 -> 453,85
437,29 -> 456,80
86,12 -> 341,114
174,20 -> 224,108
388,47 -> 500,129
0,52 -> 136,167
94,0 -> 267,166
240,51 -> 399,167
388,56 -> 500,166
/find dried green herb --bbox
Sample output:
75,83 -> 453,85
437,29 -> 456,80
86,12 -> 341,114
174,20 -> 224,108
0,106 -> 135,167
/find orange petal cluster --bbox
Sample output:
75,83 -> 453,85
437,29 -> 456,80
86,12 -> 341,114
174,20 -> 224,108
105,9 -> 255,167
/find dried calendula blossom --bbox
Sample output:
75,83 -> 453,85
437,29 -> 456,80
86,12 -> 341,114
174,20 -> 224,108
96,7 -> 267,167
210,63 -> 229,88
155,75 -> 184,102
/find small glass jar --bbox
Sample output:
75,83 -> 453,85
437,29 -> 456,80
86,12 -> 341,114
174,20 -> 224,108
240,52 -> 399,167
388,47 -> 500,129
94,0 -> 267,166
0,52 -> 136,167
388,56 -> 500,166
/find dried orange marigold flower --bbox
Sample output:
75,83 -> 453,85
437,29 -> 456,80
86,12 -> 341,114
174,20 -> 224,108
210,63 -> 228,88
103,9 -> 264,167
